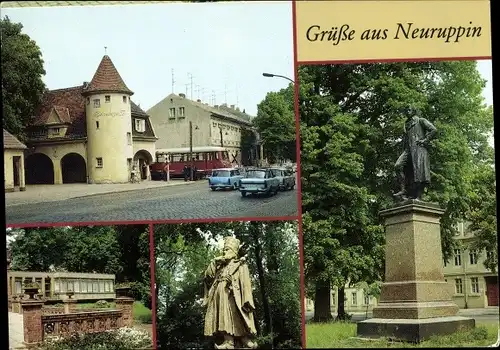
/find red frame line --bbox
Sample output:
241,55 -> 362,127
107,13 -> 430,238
291,0 -> 306,349
5,215 -> 299,229
298,56 -> 492,65
149,223 -> 158,350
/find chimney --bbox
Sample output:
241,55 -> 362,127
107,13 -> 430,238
214,105 -> 219,109
197,99 -> 201,103
236,107 -> 240,112
230,104 -> 235,109
179,93 -> 186,98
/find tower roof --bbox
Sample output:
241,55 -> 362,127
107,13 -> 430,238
82,55 -> 134,96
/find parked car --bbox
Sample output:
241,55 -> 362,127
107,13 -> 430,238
270,167 -> 296,191
208,168 -> 244,191
239,168 -> 280,197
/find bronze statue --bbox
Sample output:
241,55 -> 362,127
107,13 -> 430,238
203,237 -> 258,349
394,107 -> 437,201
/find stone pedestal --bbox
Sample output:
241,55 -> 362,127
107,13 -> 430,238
116,296 -> 134,327
63,298 -> 77,314
357,200 -> 475,342
21,299 -> 44,346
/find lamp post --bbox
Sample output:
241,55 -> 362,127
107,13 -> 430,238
262,72 -> 295,84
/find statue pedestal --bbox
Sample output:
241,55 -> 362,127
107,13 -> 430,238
357,200 -> 475,342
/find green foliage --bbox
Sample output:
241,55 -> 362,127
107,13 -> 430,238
38,328 -> 152,350
1,16 -> 46,140
9,225 -> 152,307
253,85 -> 296,162
154,221 -> 301,349
133,302 -> 153,324
300,62 -> 495,320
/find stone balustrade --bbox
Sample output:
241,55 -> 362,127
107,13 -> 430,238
20,294 -> 135,346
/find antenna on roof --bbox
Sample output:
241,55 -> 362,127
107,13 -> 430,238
171,69 -> 175,93
104,46 -> 107,55
188,73 -> 194,100
236,85 -> 239,107
224,84 -> 228,104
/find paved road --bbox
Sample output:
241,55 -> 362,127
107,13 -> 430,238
6,181 -> 299,225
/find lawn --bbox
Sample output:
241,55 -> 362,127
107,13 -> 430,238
76,301 -> 152,324
306,321 -> 499,348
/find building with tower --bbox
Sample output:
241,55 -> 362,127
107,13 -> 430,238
23,55 -> 157,185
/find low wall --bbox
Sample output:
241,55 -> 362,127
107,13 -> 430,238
42,310 -> 123,338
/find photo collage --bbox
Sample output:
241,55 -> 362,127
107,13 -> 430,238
2,0 -> 498,349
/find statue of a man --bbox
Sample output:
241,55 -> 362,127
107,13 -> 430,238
394,107 -> 437,201
203,237 -> 257,349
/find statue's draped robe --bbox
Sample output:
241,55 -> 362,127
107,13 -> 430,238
402,116 -> 436,185
204,258 -> 257,337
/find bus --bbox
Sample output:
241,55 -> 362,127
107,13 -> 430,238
150,146 -> 233,180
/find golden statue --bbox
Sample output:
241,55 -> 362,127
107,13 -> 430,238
203,236 -> 258,349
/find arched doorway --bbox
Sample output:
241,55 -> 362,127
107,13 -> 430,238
134,150 -> 153,180
61,153 -> 87,183
25,153 -> 54,184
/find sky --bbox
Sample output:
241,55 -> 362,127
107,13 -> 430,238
2,2 -> 493,115
2,2 -> 294,116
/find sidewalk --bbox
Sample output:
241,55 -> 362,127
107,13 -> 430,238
5,180 -> 198,207
8,312 -> 24,349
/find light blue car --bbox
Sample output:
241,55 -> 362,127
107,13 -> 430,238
208,168 -> 244,191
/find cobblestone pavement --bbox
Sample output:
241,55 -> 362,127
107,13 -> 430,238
6,181 -> 299,225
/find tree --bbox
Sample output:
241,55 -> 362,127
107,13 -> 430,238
1,16 -> 46,140
300,61 -> 494,321
253,85 -> 296,163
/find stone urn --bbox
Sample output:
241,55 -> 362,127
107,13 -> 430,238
66,291 -> 75,299
115,284 -> 132,298
24,283 -> 40,300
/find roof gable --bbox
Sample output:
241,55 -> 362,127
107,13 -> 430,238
3,129 -> 27,150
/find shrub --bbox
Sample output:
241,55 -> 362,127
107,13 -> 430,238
38,327 -> 151,350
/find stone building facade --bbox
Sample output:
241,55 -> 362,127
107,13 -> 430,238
3,129 -> 27,192
147,93 -> 253,164
24,55 -> 157,185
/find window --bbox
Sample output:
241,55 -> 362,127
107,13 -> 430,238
105,95 -> 111,103
123,96 -> 127,103
96,157 -> 103,168
86,97 -> 90,105
471,277 -> 479,294
74,281 -> 80,293
179,107 -> 185,117
135,119 -> 146,132
364,295 -> 370,305
127,132 -> 132,145
93,281 -> 99,293
454,249 -> 462,266
169,108 -> 176,118
96,121 -> 100,129
54,280 -> 60,293
52,128 -> 60,135
351,292 -> 357,305
455,278 -> 463,294
469,250 -> 478,265
93,99 -> 100,108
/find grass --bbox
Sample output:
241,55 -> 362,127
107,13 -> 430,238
306,321 -> 499,348
76,301 -> 152,324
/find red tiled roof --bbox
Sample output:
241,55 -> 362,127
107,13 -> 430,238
82,55 -> 133,96
30,86 -> 87,138
3,129 -> 27,149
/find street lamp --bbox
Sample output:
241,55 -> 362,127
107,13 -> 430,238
262,72 -> 295,84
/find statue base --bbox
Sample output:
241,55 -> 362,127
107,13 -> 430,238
356,200 -> 474,342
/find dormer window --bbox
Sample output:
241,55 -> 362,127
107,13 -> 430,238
93,99 -> 100,108
105,95 -> 111,103
135,118 -> 146,133
123,96 -> 127,103
51,128 -> 60,136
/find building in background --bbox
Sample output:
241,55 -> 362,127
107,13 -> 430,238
443,221 -> 498,308
147,93 -> 254,164
23,55 -> 157,185
3,129 -> 27,192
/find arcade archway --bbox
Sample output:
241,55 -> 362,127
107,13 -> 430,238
25,153 -> 54,184
134,150 -> 154,180
61,153 -> 87,183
